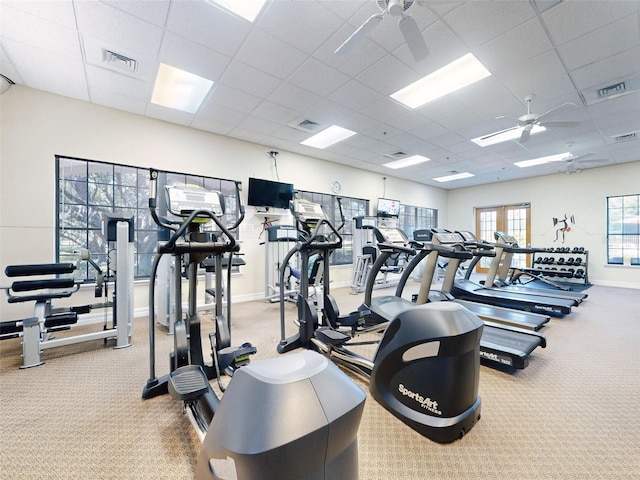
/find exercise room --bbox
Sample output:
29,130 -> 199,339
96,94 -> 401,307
1,1 -> 639,479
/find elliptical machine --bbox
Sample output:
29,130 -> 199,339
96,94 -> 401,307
278,198 -> 483,443
143,170 -> 366,480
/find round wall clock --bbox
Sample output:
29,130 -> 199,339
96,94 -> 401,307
331,180 -> 342,193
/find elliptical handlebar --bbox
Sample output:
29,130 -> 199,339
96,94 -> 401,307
299,218 -> 343,251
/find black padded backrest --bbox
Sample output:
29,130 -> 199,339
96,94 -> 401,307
5,263 -> 76,277
11,278 -> 76,292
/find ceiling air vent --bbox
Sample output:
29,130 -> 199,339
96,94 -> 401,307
597,81 -> 626,98
288,119 -> 321,133
384,151 -> 408,160
103,49 -> 139,73
612,131 -> 638,142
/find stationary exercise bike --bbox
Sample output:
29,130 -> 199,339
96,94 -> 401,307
143,170 -> 365,479
278,198 -> 483,443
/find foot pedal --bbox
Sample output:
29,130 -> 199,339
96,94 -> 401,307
168,365 -> 209,402
218,343 -> 257,374
315,326 -> 350,346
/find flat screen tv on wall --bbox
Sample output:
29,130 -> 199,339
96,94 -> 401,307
376,198 -> 401,218
247,177 -> 294,210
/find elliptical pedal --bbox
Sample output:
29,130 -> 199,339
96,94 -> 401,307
168,365 -> 209,402
315,326 -> 351,346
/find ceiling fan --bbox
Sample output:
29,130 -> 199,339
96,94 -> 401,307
560,153 -> 609,173
335,0 -> 429,62
479,94 -> 581,144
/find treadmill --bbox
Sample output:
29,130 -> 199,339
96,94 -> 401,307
363,229 -> 546,370
487,231 -> 587,303
431,230 -> 575,317
406,232 -> 549,332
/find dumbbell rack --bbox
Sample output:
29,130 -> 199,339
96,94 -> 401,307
530,247 -> 590,285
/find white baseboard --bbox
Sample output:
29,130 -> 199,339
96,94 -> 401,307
590,280 -> 640,290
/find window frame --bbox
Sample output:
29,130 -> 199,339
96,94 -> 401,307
56,156 -> 241,281
294,190 -> 369,266
606,194 -> 640,266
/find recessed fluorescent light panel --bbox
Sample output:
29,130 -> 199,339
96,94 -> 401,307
471,125 -> 546,147
383,154 -> 430,169
514,152 -> 570,168
433,172 -> 475,182
151,63 -> 214,113
205,0 -> 267,22
300,125 -> 357,149
391,53 -> 491,109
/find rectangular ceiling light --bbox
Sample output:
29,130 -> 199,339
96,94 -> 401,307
390,53 -> 491,109
471,125 -> 546,147
383,154 -> 430,169
206,0 -> 267,22
300,125 -> 357,149
433,172 -> 475,182
151,63 -> 214,113
514,152 -> 570,168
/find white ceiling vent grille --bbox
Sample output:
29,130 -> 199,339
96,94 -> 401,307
581,76 -> 639,105
597,81 -> 626,98
384,151 -> 408,160
288,119 -> 322,132
611,131 -> 638,143
103,49 -> 138,73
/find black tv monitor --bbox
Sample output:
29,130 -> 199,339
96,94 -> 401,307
247,177 -> 294,210
376,198 -> 400,218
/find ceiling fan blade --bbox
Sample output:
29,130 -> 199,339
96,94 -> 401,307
479,125 -> 520,140
538,121 -> 581,128
519,124 -> 532,143
535,102 -> 577,122
564,152 -> 596,162
335,13 -> 384,56
398,15 -> 429,61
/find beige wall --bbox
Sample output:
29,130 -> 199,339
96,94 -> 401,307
0,86 -> 448,319
447,161 -> 640,289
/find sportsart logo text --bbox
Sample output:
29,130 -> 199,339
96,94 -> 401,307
398,384 -> 442,415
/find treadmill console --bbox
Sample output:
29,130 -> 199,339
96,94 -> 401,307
494,231 -> 518,244
457,231 -> 477,242
291,199 -> 326,225
165,184 -> 224,218
432,231 -> 462,245
376,227 -> 409,244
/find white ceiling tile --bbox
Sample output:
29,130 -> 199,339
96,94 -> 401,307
158,32 -> 231,82
356,53 -> 418,95
166,0 -> 251,57
234,28 -> 307,80
444,0 -> 535,48
2,39 -> 88,100
328,80 -> 380,112
266,82 -> 323,113
542,0 -> 638,46
208,83 -> 262,114
258,1 -> 343,55
89,85 -> 147,115
190,117 -> 235,137
571,46 -> 640,91
85,64 -> 151,99
558,14 -> 640,71
145,103 -> 193,126
74,1 -> 164,59
361,97 -> 409,123
1,4 -> 81,59
217,60 -> 280,98
2,0 -> 76,29
102,0 -> 171,28
475,18 -> 553,73
252,100 -> 301,125
288,57 -> 350,97
195,102 -> 247,127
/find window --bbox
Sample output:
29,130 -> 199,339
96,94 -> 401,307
398,204 -> 438,240
56,156 -> 241,281
295,190 -> 369,265
607,194 -> 640,265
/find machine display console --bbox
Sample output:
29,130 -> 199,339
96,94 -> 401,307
292,199 -> 326,225
433,232 -> 462,244
377,227 -> 409,244
165,185 -> 224,218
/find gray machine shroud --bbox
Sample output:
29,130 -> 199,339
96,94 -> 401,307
197,350 -> 366,480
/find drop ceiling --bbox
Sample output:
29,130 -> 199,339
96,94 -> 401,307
1,0 -> 639,189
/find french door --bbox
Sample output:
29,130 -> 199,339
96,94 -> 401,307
475,204 -> 531,274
